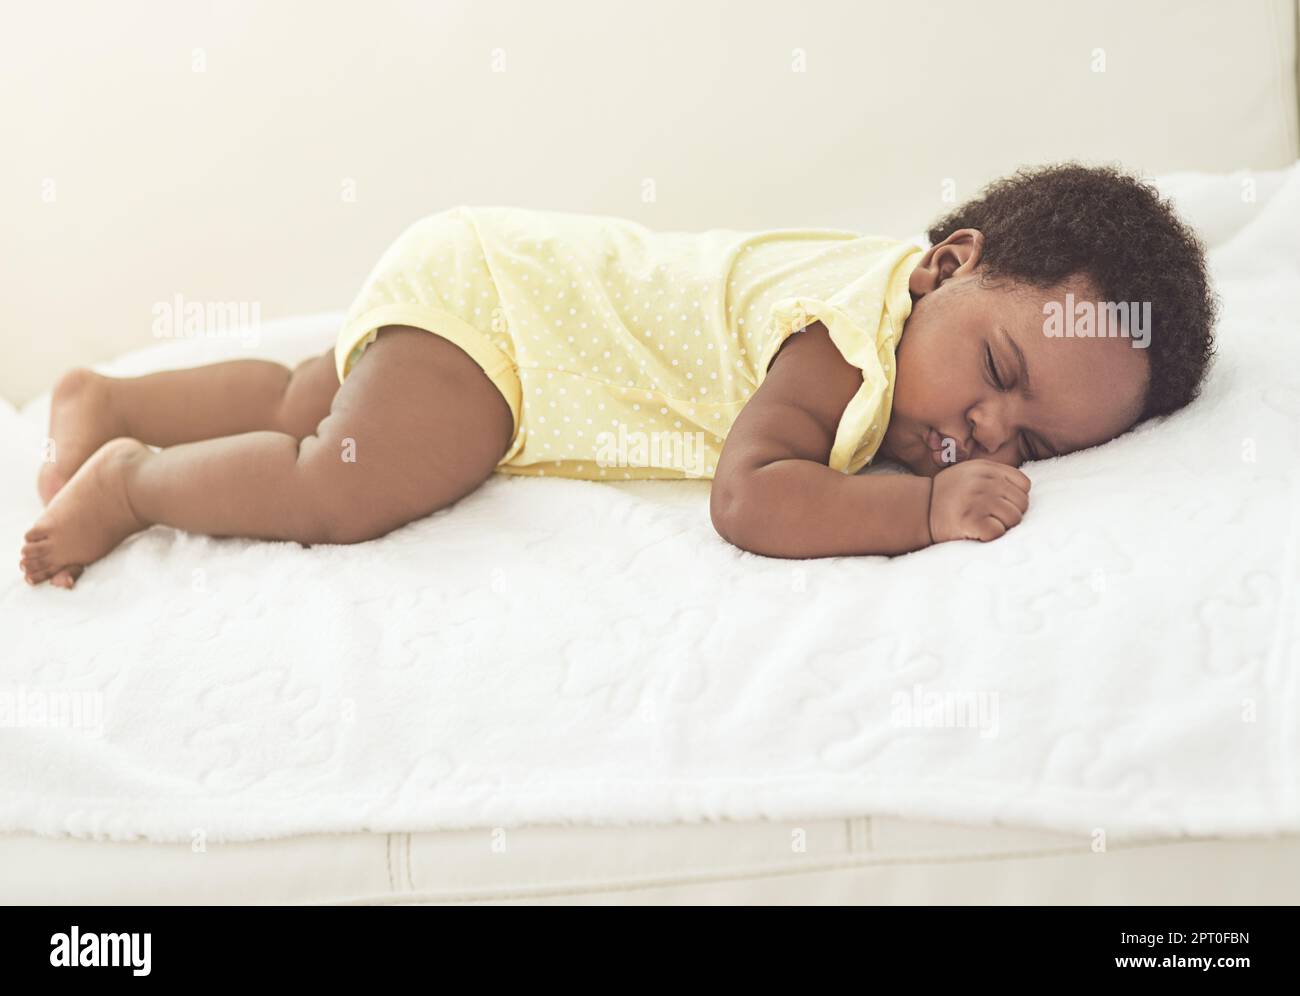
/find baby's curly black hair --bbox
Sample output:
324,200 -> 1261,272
926,162 -> 1219,425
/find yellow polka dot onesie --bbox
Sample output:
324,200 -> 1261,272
335,205 -> 923,480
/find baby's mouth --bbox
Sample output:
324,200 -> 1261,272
927,427 -> 967,466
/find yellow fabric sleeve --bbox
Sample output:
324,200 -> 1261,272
755,243 -> 922,475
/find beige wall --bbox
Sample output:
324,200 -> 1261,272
3,0 -> 1296,405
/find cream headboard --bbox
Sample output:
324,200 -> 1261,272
3,0 -> 1297,405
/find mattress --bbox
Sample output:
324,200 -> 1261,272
2,165 -> 1298,903
3,815 -> 1299,905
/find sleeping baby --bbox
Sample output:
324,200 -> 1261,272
20,162 -> 1217,586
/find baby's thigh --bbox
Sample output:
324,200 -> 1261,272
300,325 -> 514,535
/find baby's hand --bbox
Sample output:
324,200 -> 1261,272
927,459 -> 1032,544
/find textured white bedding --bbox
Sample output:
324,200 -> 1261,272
1,166 -> 1297,843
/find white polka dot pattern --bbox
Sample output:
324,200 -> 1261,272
335,206 -> 923,479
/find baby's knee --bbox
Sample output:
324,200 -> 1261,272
289,441 -> 402,546
307,509 -> 393,546
292,490 -> 394,546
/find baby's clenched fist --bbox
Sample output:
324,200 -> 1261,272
927,459 -> 1032,544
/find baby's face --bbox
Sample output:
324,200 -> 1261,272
881,265 -> 1150,479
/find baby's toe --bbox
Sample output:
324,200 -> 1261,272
24,526 -> 50,543
50,566 -> 82,589
20,558 -> 48,580
21,538 -> 51,558
21,550 -> 57,579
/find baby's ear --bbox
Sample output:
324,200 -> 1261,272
912,229 -> 984,296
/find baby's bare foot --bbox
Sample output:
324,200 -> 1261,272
21,438 -> 149,588
37,368 -> 126,505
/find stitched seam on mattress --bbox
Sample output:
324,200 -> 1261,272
325,836 -> 1221,905
385,834 -> 396,894
846,817 -> 865,853
407,833 -> 414,891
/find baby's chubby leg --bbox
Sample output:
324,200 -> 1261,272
20,327 -> 514,587
37,350 -> 341,505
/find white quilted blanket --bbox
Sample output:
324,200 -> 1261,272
2,165 -> 1298,843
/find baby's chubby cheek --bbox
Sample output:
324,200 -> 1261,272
888,355 -> 924,433
882,356 -> 943,475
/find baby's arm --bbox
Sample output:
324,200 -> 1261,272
711,322 -> 934,558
